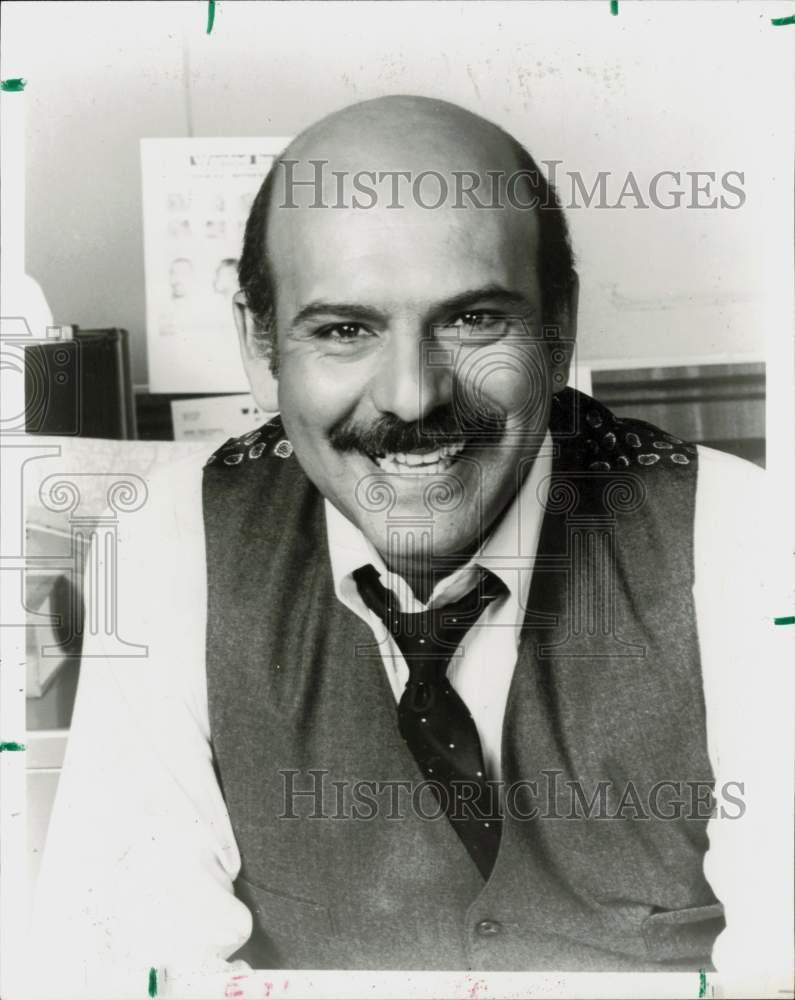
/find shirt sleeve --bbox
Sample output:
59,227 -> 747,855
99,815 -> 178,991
695,446 -> 794,994
28,456 -> 251,998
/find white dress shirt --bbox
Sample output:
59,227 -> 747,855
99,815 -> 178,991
29,442 -> 792,997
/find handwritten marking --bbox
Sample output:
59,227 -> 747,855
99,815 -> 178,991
224,973 -> 245,998
207,0 -> 216,33
148,967 -> 157,998
0,742 -> 26,752
1,78 -> 27,92
610,1 -> 619,14
771,14 -> 795,26
699,968 -> 707,998
774,615 -> 795,625
466,976 -> 488,999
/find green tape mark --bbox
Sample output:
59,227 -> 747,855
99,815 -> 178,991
0,742 -> 26,752
771,14 -> 795,26
148,967 -> 158,998
774,615 -> 795,625
207,0 -> 216,34
698,968 -> 707,998
610,0 -> 619,14
1,78 -> 27,92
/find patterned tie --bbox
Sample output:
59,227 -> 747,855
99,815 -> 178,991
353,564 -> 506,878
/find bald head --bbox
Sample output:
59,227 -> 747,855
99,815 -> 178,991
238,94 -> 575,365
283,94 -> 522,180
271,95 -> 534,226
288,93 -> 508,146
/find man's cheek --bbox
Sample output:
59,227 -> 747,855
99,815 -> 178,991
280,367 -> 326,427
472,370 -> 535,422
459,345 -> 544,420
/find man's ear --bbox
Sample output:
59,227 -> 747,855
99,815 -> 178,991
549,271 -> 579,393
233,290 -> 279,413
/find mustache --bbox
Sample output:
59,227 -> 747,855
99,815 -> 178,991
329,402 -> 507,455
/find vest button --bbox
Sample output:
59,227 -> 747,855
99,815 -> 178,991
475,919 -> 503,937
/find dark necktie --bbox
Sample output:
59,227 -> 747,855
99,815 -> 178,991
353,564 -> 506,879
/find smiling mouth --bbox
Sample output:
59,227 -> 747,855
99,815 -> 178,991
364,441 -> 467,475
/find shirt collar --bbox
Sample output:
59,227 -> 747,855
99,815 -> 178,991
325,429 -> 553,613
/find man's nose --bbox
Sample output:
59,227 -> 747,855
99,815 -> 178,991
369,329 -> 453,423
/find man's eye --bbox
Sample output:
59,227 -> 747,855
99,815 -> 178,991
316,323 -> 370,342
450,311 -> 511,335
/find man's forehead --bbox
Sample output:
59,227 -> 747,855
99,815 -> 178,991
269,200 -> 539,314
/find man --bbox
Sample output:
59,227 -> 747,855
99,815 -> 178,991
33,96 -> 785,990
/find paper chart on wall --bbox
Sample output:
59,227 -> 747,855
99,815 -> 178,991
141,137 -> 290,393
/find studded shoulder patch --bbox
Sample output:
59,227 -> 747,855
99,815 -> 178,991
204,417 -> 291,468
561,391 -> 697,473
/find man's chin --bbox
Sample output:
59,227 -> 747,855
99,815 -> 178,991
360,516 -> 472,552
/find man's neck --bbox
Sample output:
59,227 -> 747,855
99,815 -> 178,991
382,546 -> 477,606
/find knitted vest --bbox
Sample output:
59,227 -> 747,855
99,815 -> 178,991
202,388 -> 724,971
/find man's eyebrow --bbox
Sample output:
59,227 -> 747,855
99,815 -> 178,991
431,284 -> 536,318
290,301 -> 390,328
289,285 -> 535,329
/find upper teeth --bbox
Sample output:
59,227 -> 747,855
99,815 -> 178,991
372,442 -> 465,473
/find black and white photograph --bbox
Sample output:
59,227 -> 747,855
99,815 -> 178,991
1,3 -> 793,999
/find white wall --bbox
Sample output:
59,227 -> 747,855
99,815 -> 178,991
3,0 -> 791,385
